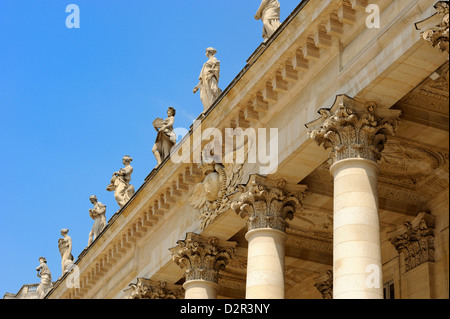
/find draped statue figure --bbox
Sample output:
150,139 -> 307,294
255,0 -> 281,41
193,47 -> 222,112
107,155 -> 135,208
87,195 -> 107,246
152,107 -> 177,167
36,257 -> 52,299
58,229 -> 74,276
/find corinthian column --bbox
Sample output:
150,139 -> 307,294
231,175 -> 307,299
306,95 -> 401,299
169,233 -> 236,299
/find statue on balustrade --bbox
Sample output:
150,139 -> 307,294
87,195 -> 107,246
255,0 -> 281,41
193,47 -> 222,112
36,257 -> 52,299
107,155 -> 135,208
58,228 -> 74,277
152,107 -> 177,167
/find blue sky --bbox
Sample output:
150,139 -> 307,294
0,0 -> 301,296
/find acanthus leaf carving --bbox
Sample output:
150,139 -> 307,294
306,95 -> 401,163
169,233 -> 237,283
230,175 -> 307,232
387,212 -> 436,273
124,278 -> 184,299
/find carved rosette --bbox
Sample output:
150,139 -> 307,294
314,270 -> 333,299
388,212 -> 435,273
124,278 -> 184,299
231,175 -> 307,232
169,233 -> 237,283
305,95 -> 401,164
416,2 -> 449,53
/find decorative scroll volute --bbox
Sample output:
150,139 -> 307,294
388,212 -> 436,273
305,95 -> 401,164
169,233 -> 237,283
230,175 -> 307,232
189,162 -> 244,230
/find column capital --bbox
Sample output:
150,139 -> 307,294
169,233 -> 237,283
230,174 -> 307,232
415,1 -> 449,54
306,95 -> 401,164
124,278 -> 184,299
314,270 -> 333,299
388,212 -> 435,273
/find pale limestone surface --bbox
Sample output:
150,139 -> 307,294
183,280 -> 220,299
330,159 -> 383,299
44,0 -> 448,300
245,229 -> 287,299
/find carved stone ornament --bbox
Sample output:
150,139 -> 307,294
36,257 -> 52,299
388,212 -> 435,273
230,175 -> 307,232
124,278 -> 184,299
314,270 -> 333,299
169,233 -> 237,283
415,1 -> 449,54
305,95 -> 401,163
189,162 -> 243,229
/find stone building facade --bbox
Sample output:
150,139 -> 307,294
35,0 -> 448,299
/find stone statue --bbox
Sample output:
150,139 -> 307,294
255,0 -> 281,41
36,257 -> 52,299
87,195 -> 107,246
58,229 -> 74,276
193,48 -> 222,112
107,155 -> 135,208
152,107 -> 177,166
